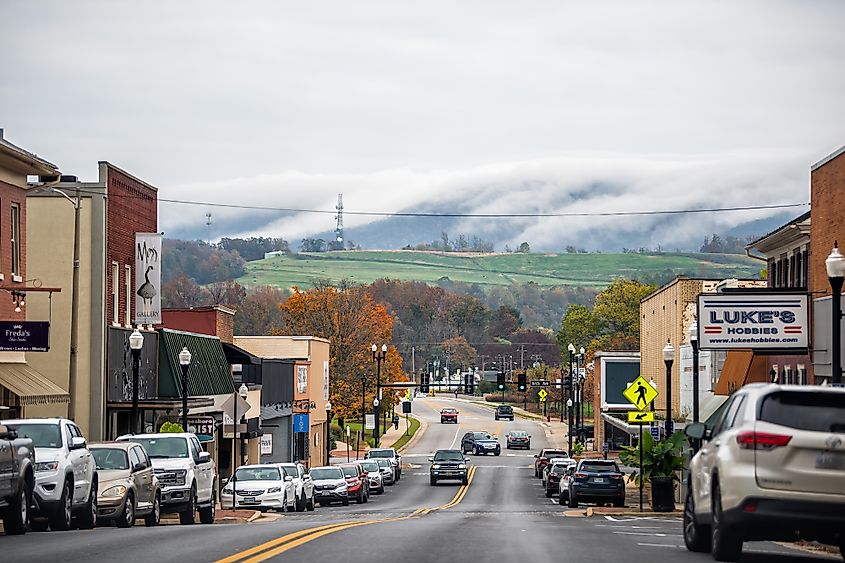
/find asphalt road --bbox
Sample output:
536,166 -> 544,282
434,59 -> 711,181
1,397 -> 838,562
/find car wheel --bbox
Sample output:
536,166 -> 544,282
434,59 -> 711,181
495,450 -> 500,456
145,493 -> 161,527
306,493 -> 315,511
363,492 -> 369,504
116,493 -> 135,528
545,487 -> 553,498
711,480 -> 742,562
296,492 -> 306,512
199,487 -> 216,524
430,476 -> 437,486
78,478 -> 98,530
613,497 -> 625,508
461,475 -> 468,486
49,479 -> 73,531
342,498 -> 349,506
568,492 -> 578,509
683,486 -> 710,552
378,485 -> 385,495
3,477 -> 31,535
559,491 -> 568,505
179,485 -> 197,525
356,491 -> 364,504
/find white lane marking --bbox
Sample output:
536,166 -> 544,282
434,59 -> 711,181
614,531 -> 673,537
603,515 -> 680,523
448,426 -> 462,449
598,525 -> 664,529
506,454 -> 516,457
637,543 -> 681,549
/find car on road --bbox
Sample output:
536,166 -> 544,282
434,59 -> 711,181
336,462 -> 370,504
558,465 -> 576,505
0,424 -> 34,535
440,408 -> 459,424
375,458 -> 395,486
461,431 -> 501,456
90,441 -> 161,527
309,466 -> 349,506
277,462 -> 315,511
505,430 -> 531,449
494,405 -> 514,421
542,458 -> 575,488
5,418 -> 98,531
221,464 -> 292,512
117,433 -> 216,525
534,448 -> 568,478
429,449 -> 468,486
359,460 -> 385,494
567,459 -> 625,508
365,447 -> 402,480
544,460 -> 574,498
682,384 -> 845,562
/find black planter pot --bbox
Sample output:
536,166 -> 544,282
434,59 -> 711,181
650,476 -> 675,512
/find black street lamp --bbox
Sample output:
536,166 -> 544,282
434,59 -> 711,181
325,401 -> 333,466
129,329 -> 144,434
825,243 -> 845,385
663,343 -> 675,437
578,347 -> 585,439
371,344 -> 387,446
566,344 -> 575,423
179,347 -> 192,431
689,321 -> 700,423
566,398 -> 574,453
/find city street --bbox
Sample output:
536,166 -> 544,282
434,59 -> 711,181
0,398 -> 838,562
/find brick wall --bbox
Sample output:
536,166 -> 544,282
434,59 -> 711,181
216,311 -> 234,344
105,164 -> 157,328
810,149 -> 845,297
0,181 -> 27,319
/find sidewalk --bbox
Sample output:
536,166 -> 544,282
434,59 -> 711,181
330,414 -> 423,459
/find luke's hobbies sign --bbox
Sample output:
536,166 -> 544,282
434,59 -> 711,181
697,293 -> 809,350
0,321 -> 50,352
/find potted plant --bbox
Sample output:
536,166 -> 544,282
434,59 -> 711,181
571,441 -> 585,460
619,430 -> 685,512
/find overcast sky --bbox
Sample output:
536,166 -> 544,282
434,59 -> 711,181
2,1 -> 843,247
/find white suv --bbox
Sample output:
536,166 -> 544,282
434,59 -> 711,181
277,462 -> 315,512
5,418 -> 98,531
118,433 -> 216,524
683,384 -> 845,561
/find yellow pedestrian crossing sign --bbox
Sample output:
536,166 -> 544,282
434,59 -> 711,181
627,411 -> 654,423
537,389 -> 548,401
623,375 -> 658,410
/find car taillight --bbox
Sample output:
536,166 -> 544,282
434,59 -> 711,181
575,472 -> 587,478
610,473 -> 623,480
736,431 -> 792,450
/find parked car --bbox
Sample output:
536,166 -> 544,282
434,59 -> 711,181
277,462 -> 315,511
683,384 -> 845,562
567,459 -> 625,508
117,433 -> 215,525
429,449 -> 468,486
310,466 -> 349,506
221,464 -> 293,512
558,465 -> 576,505
365,448 -> 402,480
5,418 -> 98,531
534,448 -> 568,478
359,460 -> 385,494
0,424 -> 35,535
461,431 -> 501,456
494,405 -> 514,421
440,408 -> 459,424
542,457 -> 574,487
375,458 -> 395,486
90,442 -> 161,527
505,430 -> 531,449
336,463 -> 369,504
545,460 -> 575,498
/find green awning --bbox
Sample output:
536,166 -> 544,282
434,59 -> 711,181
158,329 -> 235,398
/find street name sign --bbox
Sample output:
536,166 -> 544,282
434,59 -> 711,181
627,411 -> 654,423
530,380 -> 550,387
622,375 -> 659,411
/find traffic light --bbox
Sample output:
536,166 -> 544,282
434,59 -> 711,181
420,373 -> 430,394
517,372 -> 527,392
497,372 -> 505,391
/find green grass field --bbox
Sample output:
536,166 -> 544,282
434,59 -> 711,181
237,250 -> 762,290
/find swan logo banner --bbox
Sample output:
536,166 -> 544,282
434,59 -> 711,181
135,233 -> 162,324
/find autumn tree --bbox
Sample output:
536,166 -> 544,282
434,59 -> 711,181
441,336 -> 477,370
207,280 -> 247,307
161,274 -> 211,308
234,286 -> 288,335
276,280 -> 406,421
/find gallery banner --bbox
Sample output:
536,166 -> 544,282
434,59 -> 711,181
135,233 -> 162,325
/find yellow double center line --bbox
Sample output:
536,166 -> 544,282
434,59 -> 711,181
218,465 -> 478,563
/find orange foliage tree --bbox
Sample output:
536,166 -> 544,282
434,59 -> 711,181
275,281 -> 407,421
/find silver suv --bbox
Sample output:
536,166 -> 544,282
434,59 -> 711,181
683,384 -> 845,561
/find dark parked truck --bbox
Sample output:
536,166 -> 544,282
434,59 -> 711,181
0,424 -> 35,535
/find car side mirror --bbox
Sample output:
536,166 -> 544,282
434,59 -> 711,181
70,436 -> 86,450
133,462 -> 146,473
284,476 -> 293,482
0,426 -> 16,440
428,457 -> 434,462
303,474 -> 311,480
684,422 -> 708,441
198,451 -> 212,464
534,454 -> 539,458
464,457 -> 470,463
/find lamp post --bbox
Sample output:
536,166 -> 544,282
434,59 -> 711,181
566,398 -> 574,453
371,344 -> 387,447
578,347 -> 586,438
234,382 -> 248,469
178,347 -> 192,431
129,329 -> 144,434
567,343 -> 576,434
325,401 -> 333,466
689,321 -> 700,423
663,343 -> 675,436
826,243 -> 845,385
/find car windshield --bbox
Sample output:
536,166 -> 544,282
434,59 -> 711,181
310,468 -> 344,480
367,449 -> 394,458
92,448 -> 129,470
131,437 -> 188,458
235,467 -> 281,481
760,391 -> 845,433
580,462 -> 619,473
550,465 -> 568,475
339,466 -> 359,478
279,466 -> 299,478
6,423 -> 62,448
376,459 -> 391,468
543,450 -> 567,458
434,450 -> 464,461
498,406 -> 512,412
361,461 -> 380,472
473,432 -> 493,440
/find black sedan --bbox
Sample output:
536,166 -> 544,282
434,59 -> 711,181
567,459 -> 625,508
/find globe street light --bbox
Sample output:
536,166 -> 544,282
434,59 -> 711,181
578,347 -> 586,439
825,243 -> 845,385
178,347 -> 192,431
325,400 -> 333,466
128,329 -> 144,434
566,398 -> 574,453
663,343 -> 675,436
371,344 -> 387,446
567,343 -> 576,431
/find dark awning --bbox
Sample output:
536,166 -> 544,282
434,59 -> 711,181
222,342 -> 262,366
158,329 -> 235,398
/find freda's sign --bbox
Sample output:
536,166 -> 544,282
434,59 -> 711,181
697,293 -> 808,350
0,321 -> 50,352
